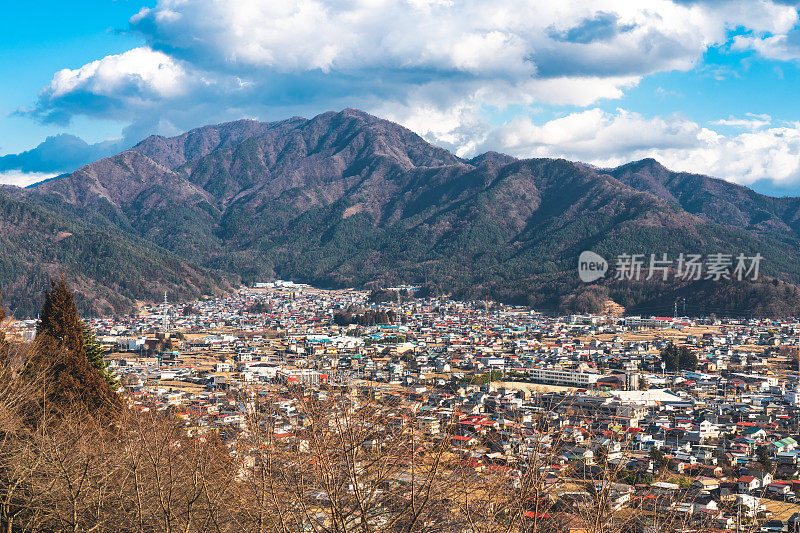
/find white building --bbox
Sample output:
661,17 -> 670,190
784,387 -> 800,407
624,316 -> 673,328
118,337 -> 145,351
527,368 -> 599,387
571,315 -> 601,325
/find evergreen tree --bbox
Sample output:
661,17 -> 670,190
26,278 -> 119,417
182,304 -> 201,316
82,322 -> 104,372
649,446 -> 667,472
757,446 -> 773,473
333,312 -> 353,326
678,346 -> 698,371
36,278 -> 85,358
660,342 -> 698,371
660,343 -> 680,372
82,322 -> 117,388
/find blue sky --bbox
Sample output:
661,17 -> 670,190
3,0 -> 800,195
0,2 -> 141,148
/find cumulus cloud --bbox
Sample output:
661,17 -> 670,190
26,47 -> 195,124
16,0 -> 800,188
476,109 -> 800,186
127,0 -> 793,77
28,1 -> 796,127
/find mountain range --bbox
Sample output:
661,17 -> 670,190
3,108 -> 800,318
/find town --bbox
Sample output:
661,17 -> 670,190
8,282 -> 800,532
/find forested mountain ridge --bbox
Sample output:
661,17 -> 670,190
609,158 -> 800,238
4,108 -> 800,317
0,189 -> 232,317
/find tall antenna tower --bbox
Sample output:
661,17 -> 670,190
162,291 -> 170,334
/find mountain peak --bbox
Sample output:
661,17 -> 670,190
12,109 -> 800,319
340,107 -> 378,118
297,108 -> 462,169
612,157 -> 669,174
468,151 -> 518,166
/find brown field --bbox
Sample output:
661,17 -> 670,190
763,498 -> 800,521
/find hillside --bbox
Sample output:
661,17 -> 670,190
0,189 -> 231,317
609,158 -> 800,238
9,108 -> 800,317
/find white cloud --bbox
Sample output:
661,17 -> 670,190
655,86 -> 683,99
19,0 -> 800,188
31,0 -> 797,127
712,113 -> 771,130
480,109 -> 700,157
47,47 -> 187,99
476,109 -> 800,186
515,76 -> 640,107
129,0 -> 794,77
0,171 -> 58,188
29,47 -> 200,124
732,26 -> 800,61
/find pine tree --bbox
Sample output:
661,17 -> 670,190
36,278 -> 85,358
82,322 -> 117,388
27,278 -> 119,417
